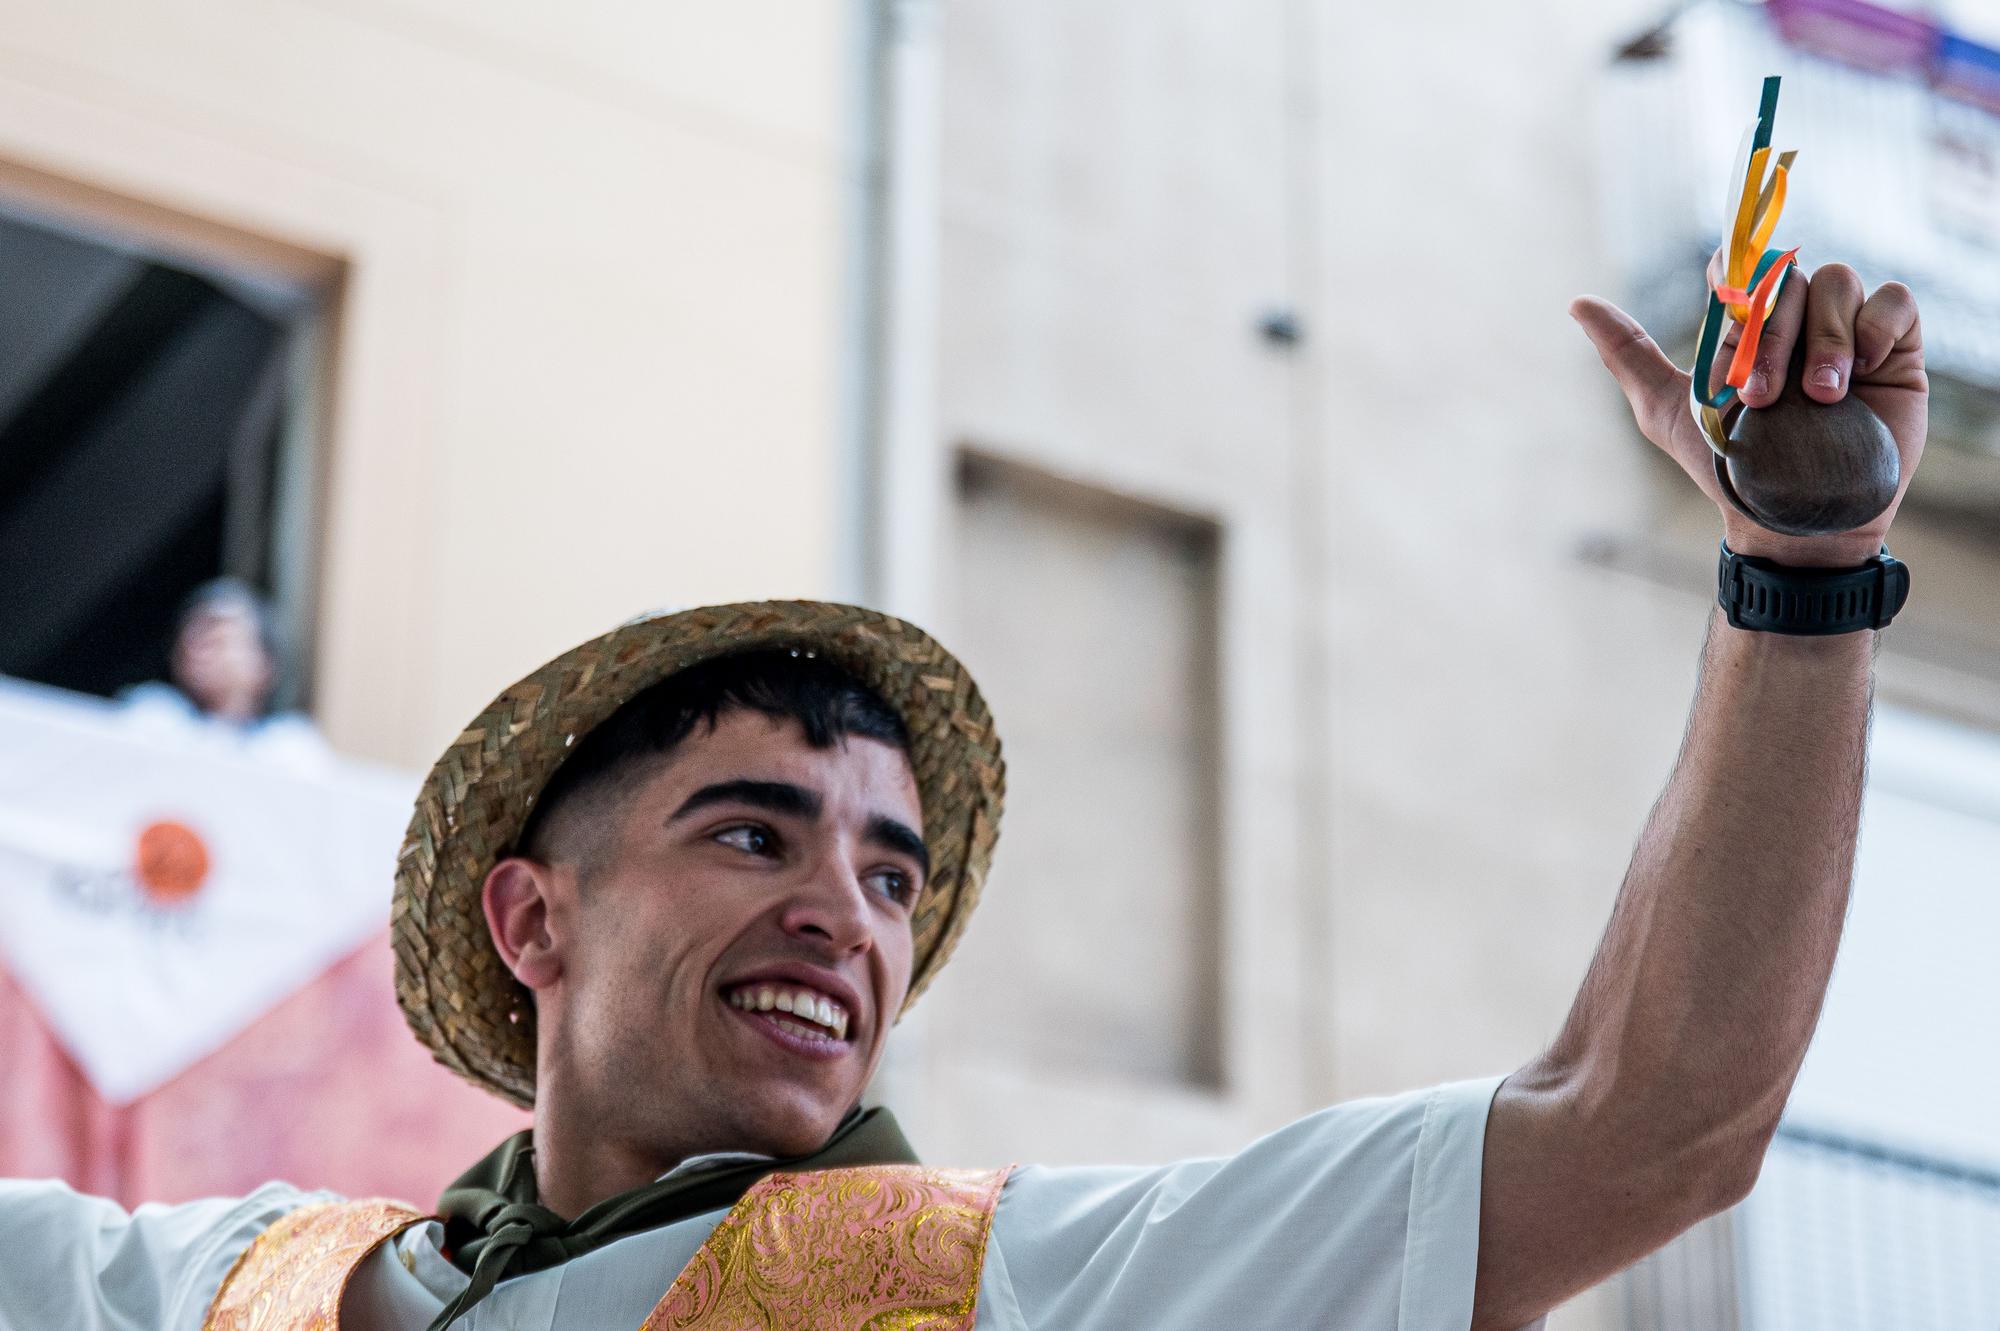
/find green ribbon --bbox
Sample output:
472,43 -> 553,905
426,1107 -> 919,1331
1693,245 -> 1793,413
1690,73 -> 1794,427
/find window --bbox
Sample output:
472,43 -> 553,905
0,203 -> 323,704
946,452 -> 1225,1088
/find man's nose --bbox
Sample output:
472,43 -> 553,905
778,852 -> 874,953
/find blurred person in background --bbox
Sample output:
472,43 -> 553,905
0,254 -> 1931,1331
121,577 -> 328,767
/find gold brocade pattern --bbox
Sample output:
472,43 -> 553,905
202,1200 -> 425,1331
642,1164 -> 1012,1331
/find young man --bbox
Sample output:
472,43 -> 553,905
0,259 -> 1926,1330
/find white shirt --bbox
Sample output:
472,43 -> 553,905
0,1078 -> 1523,1330
118,682 -> 333,773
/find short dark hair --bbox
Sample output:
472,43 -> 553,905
176,577 -> 281,660
516,649 -> 912,873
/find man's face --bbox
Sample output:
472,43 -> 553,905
525,708 -> 925,1161
172,607 -> 274,718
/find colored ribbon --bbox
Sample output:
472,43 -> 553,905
1690,76 -> 1803,458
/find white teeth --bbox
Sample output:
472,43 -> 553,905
725,984 -> 851,1039
772,1016 -> 828,1041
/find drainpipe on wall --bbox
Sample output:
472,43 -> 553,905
846,0 -> 945,1134
838,0 -> 942,618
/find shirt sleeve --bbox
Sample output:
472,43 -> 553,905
0,1179 -> 329,1331
983,1077 -> 1510,1331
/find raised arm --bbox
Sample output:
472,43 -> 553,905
1471,262 -> 1926,1329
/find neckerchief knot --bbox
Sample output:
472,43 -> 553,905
425,1107 -> 918,1331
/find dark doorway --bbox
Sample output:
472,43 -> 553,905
0,206 -> 320,702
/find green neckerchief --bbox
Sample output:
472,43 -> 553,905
427,1107 -> 917,1331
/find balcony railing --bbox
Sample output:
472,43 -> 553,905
1623,1121 -> 2000,1330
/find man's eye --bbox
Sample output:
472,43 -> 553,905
715,825 -> 775,855
867,870 -> 916,906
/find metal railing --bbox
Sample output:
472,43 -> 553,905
1623,1122 -> 2000,1330
1737,1122 -> 2000,1330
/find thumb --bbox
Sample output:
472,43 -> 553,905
1569,296 -> 1688,447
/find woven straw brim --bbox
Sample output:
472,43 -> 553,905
391,601 -> 1005,1109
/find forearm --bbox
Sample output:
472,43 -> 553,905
1559,300 -> 1899,1126
1475,608 -> 1874,1326
1547,607 -> 1872,1154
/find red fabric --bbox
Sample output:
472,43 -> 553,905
0,930 -> 527,1209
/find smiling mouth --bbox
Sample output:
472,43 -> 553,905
722,983 -> 851,1044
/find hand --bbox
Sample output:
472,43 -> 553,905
1571,261 -> 1928,566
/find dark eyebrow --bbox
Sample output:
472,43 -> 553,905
669,780 -> 823,824
669,780 -> 927,879
867,815 -> 931,882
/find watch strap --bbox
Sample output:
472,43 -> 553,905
1716,541 -> 1909,635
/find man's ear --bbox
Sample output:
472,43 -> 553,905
483,856 -> 565,991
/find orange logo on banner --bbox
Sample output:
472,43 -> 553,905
134,820 -> 211,903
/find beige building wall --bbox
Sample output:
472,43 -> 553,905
0,1 -> 857,768
886,0 -> 2000,1327
890,0 -> 1319,1178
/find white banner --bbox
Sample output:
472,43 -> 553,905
0,677 -> 414,1104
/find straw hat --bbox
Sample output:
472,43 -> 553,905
391,601 -> 1005,1108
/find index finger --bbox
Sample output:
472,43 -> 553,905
1734,267 -> 1807,408
1854,280 -> 1921,377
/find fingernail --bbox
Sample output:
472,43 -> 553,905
1746,369 -> 1770,397
1810,365 -> 1842,391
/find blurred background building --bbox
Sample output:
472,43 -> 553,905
0,0 -> 1995,1326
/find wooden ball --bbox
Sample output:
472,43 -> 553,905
1723,344 -> 1898,537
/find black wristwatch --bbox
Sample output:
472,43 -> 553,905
1716,541 -> 1909,635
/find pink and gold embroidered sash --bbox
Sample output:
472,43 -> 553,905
202,1164 -> 1010,1330
203,1198 -> 427,1330
643,1164 -> 1012,1330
